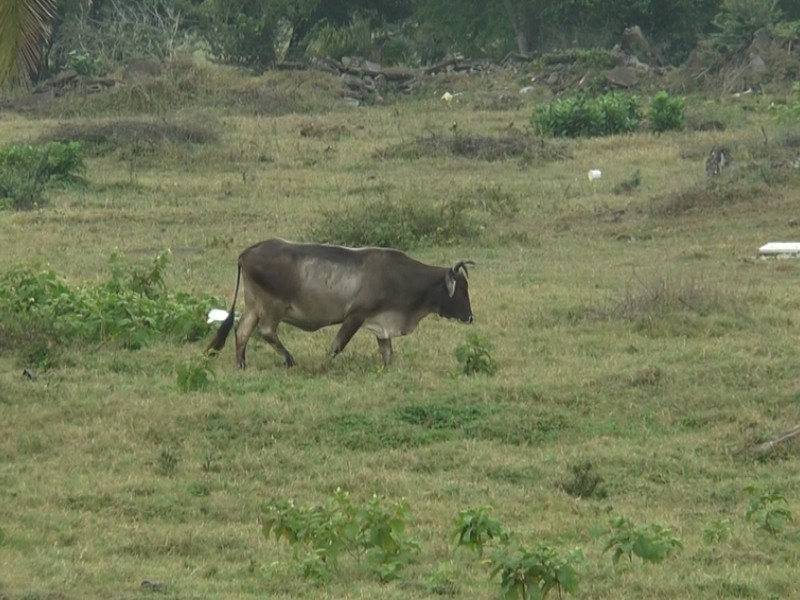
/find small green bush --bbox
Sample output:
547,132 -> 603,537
452,507 -> 507,557
745,486 -> 793,535
531,92 -> 640,138
310,198 -> 479,250
649,91 -> 685,132
0,141 -> 86,210
603,516 -> 683,565
455,333 -> 497,376
490,543 -> 586,600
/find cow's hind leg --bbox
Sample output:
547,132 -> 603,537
259,321 -> 296,367
235,309 -> 259,369
377,337 -> 393,367
330,314 -> 365,359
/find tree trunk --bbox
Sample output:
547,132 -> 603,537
501,0 -> 539,56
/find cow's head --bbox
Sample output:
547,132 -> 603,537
441,260 -> 474,323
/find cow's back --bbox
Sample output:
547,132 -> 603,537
239,239 -> 388,329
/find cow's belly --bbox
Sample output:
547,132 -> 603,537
283,304 -> 345,331
364,311 -> 418,339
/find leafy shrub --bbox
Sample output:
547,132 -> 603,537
649,91 -> 685,132
602,516 -> 683,565
489,543 -> 586,600
0,141 -> 85,182
453,507 -> 507,557
310,198 -> 479,250
261,489 -> 420,581
0,141 -> 86,210
0,252 -> 215,363
455,333 -> 497,376
65,50 -> 103,76
196,0 -> 279,70
745,486 -> 793,535
531,92 -> 641,138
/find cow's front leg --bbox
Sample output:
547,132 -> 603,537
377,338 -> 392,367
330,315 -> 365,358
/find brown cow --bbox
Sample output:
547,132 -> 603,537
207,238 -> 474,368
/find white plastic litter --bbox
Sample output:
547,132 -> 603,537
207,308 -> 230,324
758,242 -> 800,258
588,169 -> 602,181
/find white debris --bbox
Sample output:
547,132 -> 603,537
207,308 -> 230,324
758,242 -> 800,258
441,91 -> 454,103
588,169 -> 602,181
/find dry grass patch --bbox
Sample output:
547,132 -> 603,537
376,130 -> 570,162
38,117 -> 218,157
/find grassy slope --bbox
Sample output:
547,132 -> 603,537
1,69 -> 800,599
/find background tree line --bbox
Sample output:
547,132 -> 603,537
2,0 -> 799,87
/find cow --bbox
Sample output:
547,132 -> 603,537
207,238 -> 474,368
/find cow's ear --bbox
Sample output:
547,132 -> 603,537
445,269 -> 457,297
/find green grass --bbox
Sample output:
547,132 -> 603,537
1,63 -> 800,600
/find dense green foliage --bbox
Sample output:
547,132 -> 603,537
0,252 -> 215,366
531,92 -> 641,138
648,91 -> 686,132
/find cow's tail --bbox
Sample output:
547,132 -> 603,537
206,261 -> 241,355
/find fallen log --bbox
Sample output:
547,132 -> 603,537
755,424 -> 800,456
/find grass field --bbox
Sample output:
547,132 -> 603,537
1,65 -> 800,599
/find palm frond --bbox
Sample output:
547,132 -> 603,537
0,0 -> 59,88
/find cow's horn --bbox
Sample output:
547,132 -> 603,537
451,260 -> 475,277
